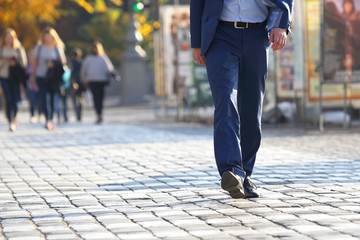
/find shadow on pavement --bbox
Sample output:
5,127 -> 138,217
98,160 -> 360,193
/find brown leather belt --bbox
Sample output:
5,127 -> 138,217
218,20 -> 265,29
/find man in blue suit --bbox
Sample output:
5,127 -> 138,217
190,0 -> 293,198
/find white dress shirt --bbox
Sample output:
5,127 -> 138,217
220,0 -> 268,23
220,0 -> 287,31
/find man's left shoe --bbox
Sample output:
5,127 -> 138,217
244,177 -> 259,198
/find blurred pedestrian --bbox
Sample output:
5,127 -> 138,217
70,48 -> 84,122
25,50 -> 42,124
57,66 -> 71,124
31,27 -> 66,130
80,41 -> 114,124
0,28 -> 27,131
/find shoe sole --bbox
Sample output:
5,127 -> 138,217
221,171 -> 245,199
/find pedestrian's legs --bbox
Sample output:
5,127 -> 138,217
89,82 -> 97,114
48,89 -> 58,123
27,89 -> 36,118
40,84 -> 56,130
1,78 -> 20,131
61,93 -> 68,122
10,82 -> 20,122
204,23 -> 269,179
37,77 -> 48,122
89,82 -> 100,120
97,83 -> 105,117
72,92 -> 82,121
89,82 -> 105,123
76,92 -> 83,121
238,25 -> 269,178
1,78 -> 13,123
205,44 -> 245,179
35,91 -> 42,117
0,78 -> 20,123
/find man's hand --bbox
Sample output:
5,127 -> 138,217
192,48 -> 206,65
269,28 -> 287,51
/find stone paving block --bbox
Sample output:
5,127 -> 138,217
46,234 -> 80,240
289,224 -> 339,234
32,215 -> 63,225
116,231 -> 157,240
138,220 -> 174,228
189,209 -> 226,216
0,210 -> 30,219
205,217 -> 242,227
21,204 -> 51,211
338,214 -> 360,221
270,233 -> 314,240
79,231 -> 118,240
2,221 -> 35,232
331,223 -> 360,234
314,235 -> 359,240
189,229 -> 228,238
4,231 -> 43,239
153,229 -> 194,239
67,223 -> 106,233
28,209 -> 60,217
111,224 -> 147,234
264,213 -> 299,222
38,225 -> 74,234
171,220 -> 213,232
253,226 -> 300,236
103,222 -> 140,232
0,205 -> 20,212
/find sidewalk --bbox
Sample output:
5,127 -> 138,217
0,103 -> 360,240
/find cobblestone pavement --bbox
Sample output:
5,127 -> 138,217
1,104 -> 360,240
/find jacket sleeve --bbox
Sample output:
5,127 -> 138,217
190,0 -> 205,48
262,0 -> 294,33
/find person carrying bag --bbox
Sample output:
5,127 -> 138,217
30,27 -> 66,130
0,28 -> 27,131
80,41 -> 114,124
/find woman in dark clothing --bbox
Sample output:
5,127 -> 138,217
70,48 -> 84,121
0,28 -> 27,131
80,41 -> 114,124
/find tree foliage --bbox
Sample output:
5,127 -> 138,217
0,0 -> 61,48
74,9 -> 128,65
0,0 -> 124,49
0,0 -> 166,67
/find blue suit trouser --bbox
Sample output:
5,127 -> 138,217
204,22 -> 269,179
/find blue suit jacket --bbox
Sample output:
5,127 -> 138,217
190,0 -> 294,55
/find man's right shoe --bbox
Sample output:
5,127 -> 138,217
221,171 -> 245,199
244,177 -> 260,198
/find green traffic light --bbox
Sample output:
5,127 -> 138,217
133,2 -> 144,12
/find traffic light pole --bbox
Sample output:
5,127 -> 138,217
120,0 -> 151,104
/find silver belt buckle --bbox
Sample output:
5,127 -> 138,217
234,22 -> 248,29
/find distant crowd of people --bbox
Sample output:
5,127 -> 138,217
0,27 -> 115,131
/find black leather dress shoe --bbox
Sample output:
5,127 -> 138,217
221,171 -> 244,199
244,177 -> 259,198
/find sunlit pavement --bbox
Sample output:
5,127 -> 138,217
0,102 -> 360,240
